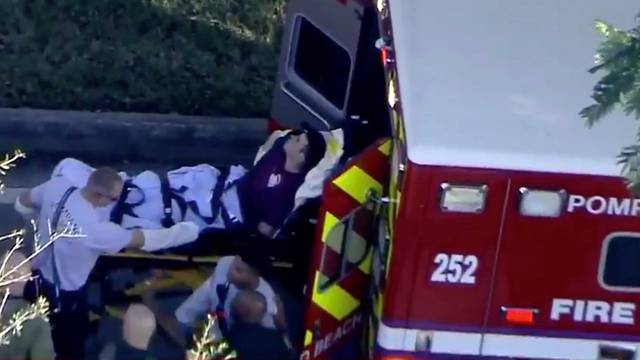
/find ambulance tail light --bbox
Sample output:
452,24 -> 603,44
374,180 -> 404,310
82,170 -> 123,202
501,306 -> 538,325
375,38 -> 395,67
381,47 -> 391,65
518,188 -> 566,218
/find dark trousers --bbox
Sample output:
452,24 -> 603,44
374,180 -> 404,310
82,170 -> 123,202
37,274 -> 89,360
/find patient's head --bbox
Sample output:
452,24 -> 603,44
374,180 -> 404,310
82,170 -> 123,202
283,128 -> 326,173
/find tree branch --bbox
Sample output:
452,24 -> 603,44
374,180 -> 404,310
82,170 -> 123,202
0,150 -> 26,193
0,230 -> 24,243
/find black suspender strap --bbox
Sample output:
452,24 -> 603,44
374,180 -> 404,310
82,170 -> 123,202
160,174 -> 188,228
110,180 -> 144,224
160,175 -> 175,228
185,167 -> 241,229
215,281 -> 231,337
49,186 -> 77,312
208,168 -> 229,225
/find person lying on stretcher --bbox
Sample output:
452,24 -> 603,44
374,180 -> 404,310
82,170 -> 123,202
52,126 -> 327,239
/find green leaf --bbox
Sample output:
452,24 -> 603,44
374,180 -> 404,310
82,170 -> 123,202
595,20 -> 615,37
623,85 -> 640,119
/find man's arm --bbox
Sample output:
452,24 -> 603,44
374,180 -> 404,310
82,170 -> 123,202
254,131 -> 289,165
274,295 -> 288,332
88,221 -> 199,253
273,295 -> 294,349
148,275 -> 218,348
17,191 -> 36,209
133,222 -> 199,251
126,230 -> 145,249
142,292 -> 190,349
174,278 -> 216,328
258,196 -> 295,238
15,182 -> 48,215
257,222 -> 277,239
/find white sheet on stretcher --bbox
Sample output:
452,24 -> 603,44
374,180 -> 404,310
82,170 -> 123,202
51,158 -> 245,231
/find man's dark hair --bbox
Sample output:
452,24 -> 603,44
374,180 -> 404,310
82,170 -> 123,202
238,248 -> 271,277
231,289 -> 268,324
299,123 -> 327,172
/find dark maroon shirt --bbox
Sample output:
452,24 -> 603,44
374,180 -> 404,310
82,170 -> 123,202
237,143 -> 306,231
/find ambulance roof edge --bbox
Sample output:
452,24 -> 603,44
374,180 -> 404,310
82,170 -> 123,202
388,0 -> 638,176
409,145 -> 625,177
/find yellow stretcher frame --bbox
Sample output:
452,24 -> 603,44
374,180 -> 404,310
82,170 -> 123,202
93,249 -> 294,321
103,250 -> 293,268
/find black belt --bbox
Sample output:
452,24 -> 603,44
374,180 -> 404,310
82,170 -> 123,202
160,174 -> 188,228
36,272 -> 85,313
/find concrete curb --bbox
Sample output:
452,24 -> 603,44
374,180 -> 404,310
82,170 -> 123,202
0,108 -> 267,166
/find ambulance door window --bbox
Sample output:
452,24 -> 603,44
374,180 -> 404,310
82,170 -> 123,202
290,16 -> 352,110
318,206 -> 374,290
600,233 -> 640,290
318,216 -> 348,288
341,206 -> 373,275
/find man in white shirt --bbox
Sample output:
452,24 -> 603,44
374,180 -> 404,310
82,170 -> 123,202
14,167 -> 199,360
143,252 -> 287,349
175,253 -> 285,331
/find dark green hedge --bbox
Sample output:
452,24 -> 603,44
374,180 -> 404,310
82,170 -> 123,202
0,0 -> 286,117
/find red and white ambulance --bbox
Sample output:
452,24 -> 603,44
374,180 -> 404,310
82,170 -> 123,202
98,0 -> 640,359
269,0 -> 640,359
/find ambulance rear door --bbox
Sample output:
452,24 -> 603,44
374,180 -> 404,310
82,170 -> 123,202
270,0 -> 365,131
301,138 -> 390,360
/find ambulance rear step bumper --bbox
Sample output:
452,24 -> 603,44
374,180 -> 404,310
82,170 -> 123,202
377,322 -> 640,360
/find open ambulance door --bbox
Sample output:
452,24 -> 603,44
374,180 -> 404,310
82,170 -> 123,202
270,1 -> 393,356
300,138 -> 391,360
270,0 -> 389,153
270,0 -> 363,131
